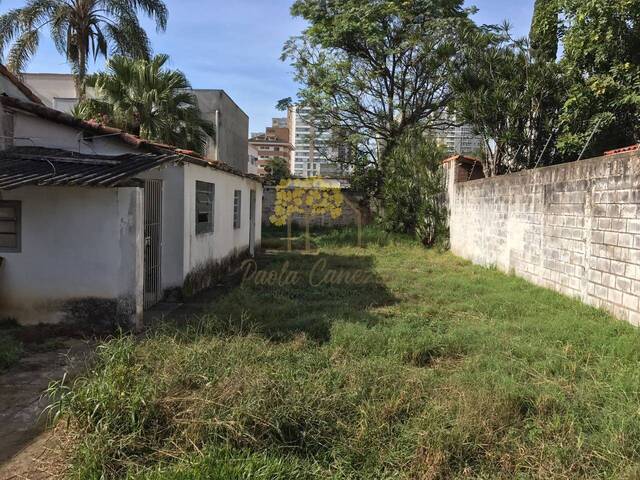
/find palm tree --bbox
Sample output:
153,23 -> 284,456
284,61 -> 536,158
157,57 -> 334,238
74,54 -> 215,154
0,0 -> 168,96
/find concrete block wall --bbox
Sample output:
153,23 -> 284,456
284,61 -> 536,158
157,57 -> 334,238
262,186 -> 368,228
449,152 -> 640,325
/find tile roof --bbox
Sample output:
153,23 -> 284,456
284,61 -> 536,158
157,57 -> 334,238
0,147 -> 180,189
0,94 -> 262,182
604,144 -> 639,156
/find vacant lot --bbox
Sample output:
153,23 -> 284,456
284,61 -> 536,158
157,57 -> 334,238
52,228 -> 640,479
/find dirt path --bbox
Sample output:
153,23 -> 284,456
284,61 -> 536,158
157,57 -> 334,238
0,340 -> 93,480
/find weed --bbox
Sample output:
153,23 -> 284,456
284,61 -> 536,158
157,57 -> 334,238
49,228 -> 640,479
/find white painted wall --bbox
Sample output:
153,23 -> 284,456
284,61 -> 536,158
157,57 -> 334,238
183,163 -> 262,281
2,107 -> 263,321
0,186 -> 143,325
21,73 -> 78,111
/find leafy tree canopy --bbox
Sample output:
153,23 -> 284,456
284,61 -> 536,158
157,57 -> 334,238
453,25 -> 564,176
283,0 -> 475,185
557,0 -> 640,158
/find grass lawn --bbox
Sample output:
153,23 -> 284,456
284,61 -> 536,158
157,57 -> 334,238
52,228 -> 640,479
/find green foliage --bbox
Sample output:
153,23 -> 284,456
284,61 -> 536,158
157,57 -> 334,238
283,0 -> 474,193
74,54 -> 214,154
0,332 -> 23,370
275,97 -> 293,112
380,129 -> 448,247
557,0 -> 640,158
0,0 -> 168,89
454,25 -> 564,175
263,157 -> 291,184
530,0 -> 559,62
49,233 -> 640,478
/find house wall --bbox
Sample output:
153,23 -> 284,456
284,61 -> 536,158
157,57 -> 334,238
181,163 -> 262,294
0,186 -> 143,326
193,90 -> 249,173
21,73 -> 79,112
448,152 -> 640,326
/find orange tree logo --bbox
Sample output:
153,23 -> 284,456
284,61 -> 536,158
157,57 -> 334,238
269,178 -> 345,251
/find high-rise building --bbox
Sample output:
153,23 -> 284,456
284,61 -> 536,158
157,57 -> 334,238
287,106 -> 342,178
272,117 -> 287,129
431,113 -> 483,156
248,125 -> 295,177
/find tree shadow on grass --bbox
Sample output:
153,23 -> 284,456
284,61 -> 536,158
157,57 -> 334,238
177,251 -> 398,343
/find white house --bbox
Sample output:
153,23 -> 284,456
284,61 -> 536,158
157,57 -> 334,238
0,66 -> 262,328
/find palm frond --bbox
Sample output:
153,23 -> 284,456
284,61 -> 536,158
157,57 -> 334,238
7,29 -> 40,73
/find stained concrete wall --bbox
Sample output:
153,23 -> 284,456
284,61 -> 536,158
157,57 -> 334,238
449,152 -> 640,326
262,186 -> 368,228
193,90 -> 249,173
0,186 -> 143,326
183,163 -> 262,276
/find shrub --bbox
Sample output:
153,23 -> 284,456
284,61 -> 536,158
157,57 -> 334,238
381,129 -> 448,247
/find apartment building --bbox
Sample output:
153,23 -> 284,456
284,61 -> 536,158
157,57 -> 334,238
272,117 -> 287,129
287,106 -> 342,178
248,122 -> 295,177
431,112 -> 483,156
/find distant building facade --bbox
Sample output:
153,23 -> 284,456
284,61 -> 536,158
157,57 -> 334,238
272,117 -> 287,129
431,112 -> 483,156
21,73 -> 250,173
248,144 -> 259,175
287,106 -> 343,178
248,125 -> 294,177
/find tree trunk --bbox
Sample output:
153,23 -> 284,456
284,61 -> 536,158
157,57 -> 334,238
75,36 -> 88,101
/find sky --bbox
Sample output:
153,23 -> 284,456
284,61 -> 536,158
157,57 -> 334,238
1,0 -> 535,134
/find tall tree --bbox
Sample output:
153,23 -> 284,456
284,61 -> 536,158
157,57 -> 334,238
0,0 -> 168,96
530,0 -> 559,63
283,0 -> 475,195
74,54 -> 214,154
555,0 -> 640,159
453,25 -> 564,176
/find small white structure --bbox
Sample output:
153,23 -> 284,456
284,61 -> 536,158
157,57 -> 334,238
0,67 -> 262,328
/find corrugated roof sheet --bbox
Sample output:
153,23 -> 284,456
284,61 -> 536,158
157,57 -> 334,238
0,147 -> 180,190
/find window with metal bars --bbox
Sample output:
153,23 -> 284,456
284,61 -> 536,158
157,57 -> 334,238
196,181 -> 215,235
233,190 -> 242,229
0,201 -> 21,252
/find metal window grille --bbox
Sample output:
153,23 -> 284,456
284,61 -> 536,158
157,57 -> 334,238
233,190 -> 242,229
144,180 -> 163,309
0,201 -> 21,252
196,181 -> 215,234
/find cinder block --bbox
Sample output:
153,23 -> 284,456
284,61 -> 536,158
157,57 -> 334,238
604,231 -> 619,245
622,293 -> 639,311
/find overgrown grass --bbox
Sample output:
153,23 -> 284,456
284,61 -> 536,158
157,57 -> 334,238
50,227 -> 640,479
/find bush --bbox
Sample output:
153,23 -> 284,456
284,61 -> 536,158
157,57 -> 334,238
0,333 -> 23,370
381,129 -> 448,247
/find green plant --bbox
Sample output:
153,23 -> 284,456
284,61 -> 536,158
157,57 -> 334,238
48,230 -> 640,478
74,54 -> 214,154
283,0 -> 475,195
381,129 -> 448,247
0,333 -> 22,370
0,0 -> 168,95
